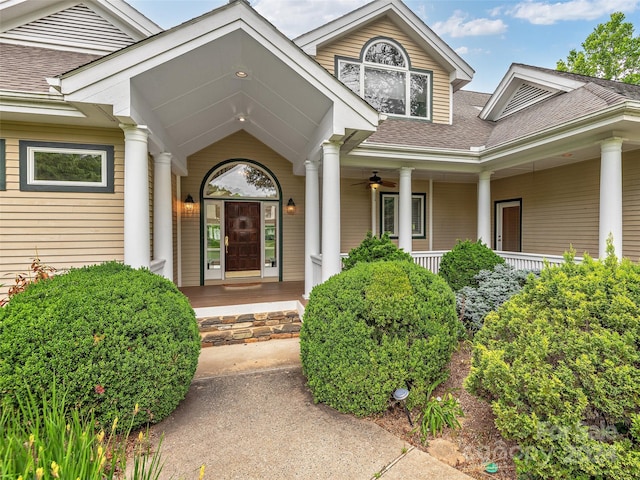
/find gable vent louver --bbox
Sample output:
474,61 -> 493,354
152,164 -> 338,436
3,4 -> 136,52
500,83 -> 557,119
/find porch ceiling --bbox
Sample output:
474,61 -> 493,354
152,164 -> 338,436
130,29 -> 332,166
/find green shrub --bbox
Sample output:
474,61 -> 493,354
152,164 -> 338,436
457,264 -> 534,333
0,262 -> 200,431
300,261 -> 462,416
439,239 -> 505,291
466,248 -> 640,479
342,232 -> 413,270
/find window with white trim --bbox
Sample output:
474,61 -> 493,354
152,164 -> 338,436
338,38 -> 432,119
19,141 -> 114,192
380,193 -> 426,238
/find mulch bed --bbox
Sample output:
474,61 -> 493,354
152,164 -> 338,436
372,342 -> 519,479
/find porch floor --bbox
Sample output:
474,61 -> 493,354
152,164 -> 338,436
179,281 -> 305,309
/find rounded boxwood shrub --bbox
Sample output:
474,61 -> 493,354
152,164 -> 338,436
0,262 -> 200,430
439,239 -> 505,291
342,231 -> 413,271
300,260 -> 462,416
466,248 -> 640,479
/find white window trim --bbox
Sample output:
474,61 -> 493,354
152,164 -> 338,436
380,192 -> 426,238
27,146 -> 108,187
337,38 -> 432,120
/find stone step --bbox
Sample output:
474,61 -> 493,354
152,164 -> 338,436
198,310 -> 301,347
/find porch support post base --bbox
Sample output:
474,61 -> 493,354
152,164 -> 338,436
121,124 -> 150,269
599,137 -> 624,259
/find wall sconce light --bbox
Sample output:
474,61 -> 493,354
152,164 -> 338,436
184,194 -> 195,215
286,197 -> 296,215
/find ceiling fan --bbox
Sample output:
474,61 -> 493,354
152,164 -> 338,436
351,171 -> 397,189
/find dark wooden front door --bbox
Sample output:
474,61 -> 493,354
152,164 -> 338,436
225,202 -> 261,272
501,205 -> 521,252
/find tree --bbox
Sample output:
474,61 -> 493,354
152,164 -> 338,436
556,12 -> 640,85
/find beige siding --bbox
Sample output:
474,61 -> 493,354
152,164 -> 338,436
623,149 -> 640,261
0,122 -> 125,296
341,179 -> 433,252
315,17 -> 451,124
432,182 -> 477,249
492,159 -> 600,256
180,131 -> 305,286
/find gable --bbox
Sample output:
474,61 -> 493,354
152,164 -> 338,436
315,16 -> 451,124
0,0 -> 161,55
2,4 -> 136,53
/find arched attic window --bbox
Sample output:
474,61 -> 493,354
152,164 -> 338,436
337,38 -> 432,120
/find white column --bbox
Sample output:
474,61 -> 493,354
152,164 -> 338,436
304,159 -> 320,297
599,138 -> 624,259
477,171 -> 492,245
398,167 -> 413,253
321,141 -> 342,281
121,124 -> 150,269
371,187 -> 378,236
153,152 -> 173,279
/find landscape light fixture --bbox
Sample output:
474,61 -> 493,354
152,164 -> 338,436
393,388 -> 413,426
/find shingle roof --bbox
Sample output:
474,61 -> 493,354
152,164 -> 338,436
365,90 -> 494,149
0,43 -> 100,92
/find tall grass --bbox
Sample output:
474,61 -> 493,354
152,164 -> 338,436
0,385 -> 164,479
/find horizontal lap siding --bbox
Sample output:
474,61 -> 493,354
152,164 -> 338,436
0,123 -> 124,297
340,178 -> 432,252
432,182 -> 477,249
181,131 -> 305,286
623,149 -> 640,261
315,17 -> 451,125
491,159 -> 599,257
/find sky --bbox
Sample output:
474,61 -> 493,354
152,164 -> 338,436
128,0 -> 640,93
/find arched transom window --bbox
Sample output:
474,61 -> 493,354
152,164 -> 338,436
338,39 -> 431,119
204,163 -> 278,199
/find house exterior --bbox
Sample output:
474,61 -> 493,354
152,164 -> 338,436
1,0 -> 639,300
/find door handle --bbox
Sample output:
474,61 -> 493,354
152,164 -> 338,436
224,235 -> 229,254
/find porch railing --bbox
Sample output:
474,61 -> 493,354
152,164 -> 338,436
334,250 -> 579,275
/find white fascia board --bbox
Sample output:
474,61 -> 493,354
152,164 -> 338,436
0,89 -> 85,117
480,64 -> 586,120
347,142 -> 481,169
93,0 -> 162,38
479,103 -> 640,169
0,0 -> 78,32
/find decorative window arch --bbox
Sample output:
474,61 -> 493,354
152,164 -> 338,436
203,162 -> 279,199
337,37 -> 432,120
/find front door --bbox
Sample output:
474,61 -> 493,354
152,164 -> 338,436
225,201 -> 261,273
496,200 -> 521,252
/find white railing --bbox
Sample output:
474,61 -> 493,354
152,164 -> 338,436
311,254 -> 323,287
150,259 -> 166,275
411,250 -> 580,274
312,250 -> 578,289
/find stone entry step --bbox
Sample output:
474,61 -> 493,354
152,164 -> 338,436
198,310 -> 301,347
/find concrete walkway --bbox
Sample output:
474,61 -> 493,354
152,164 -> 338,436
151,339 -> 473,480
